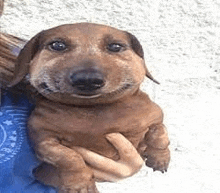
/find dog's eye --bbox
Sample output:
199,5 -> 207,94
49,41 -> 67,51
107,43 -> 124,52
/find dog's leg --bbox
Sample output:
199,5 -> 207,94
35,138 -> 99,193
140,124 -> 170,173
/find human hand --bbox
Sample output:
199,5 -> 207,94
74,133 -> 144,182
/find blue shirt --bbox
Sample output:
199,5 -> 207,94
0,91 -> 56,193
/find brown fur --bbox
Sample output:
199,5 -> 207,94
8,23 -> 170,193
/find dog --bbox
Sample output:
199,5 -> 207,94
10,23 -> 170,193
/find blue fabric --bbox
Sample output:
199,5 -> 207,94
0,91 -> 56,193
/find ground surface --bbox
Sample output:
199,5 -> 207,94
1,0 -> 220,192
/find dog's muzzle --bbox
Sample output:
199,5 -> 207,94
69,69 -> 105,94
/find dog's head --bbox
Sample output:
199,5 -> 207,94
10,23 -> 158,105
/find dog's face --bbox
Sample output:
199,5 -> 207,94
11,23 -> 158,105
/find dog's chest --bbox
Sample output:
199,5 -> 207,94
30,96 -> 156,158
33,100 -> 149,134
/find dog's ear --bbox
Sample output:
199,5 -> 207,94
9,31 -> 43,87
126,32 -> 159,84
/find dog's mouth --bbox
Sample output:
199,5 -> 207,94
37,81 -> 103,98
38,82 -> 134,99
70,93 -> 102,99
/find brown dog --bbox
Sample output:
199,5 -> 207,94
10,23 -> 170,193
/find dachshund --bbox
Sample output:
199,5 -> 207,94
9,23 -> 170,193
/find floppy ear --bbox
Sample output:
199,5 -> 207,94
9,31 -> 43,87
126,32 -> 159,84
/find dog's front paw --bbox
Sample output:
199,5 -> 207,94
59,169 -> 99,193
59,181 -> 99,193
144,148 -> 170,173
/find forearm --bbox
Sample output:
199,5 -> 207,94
0,33 -> 26,88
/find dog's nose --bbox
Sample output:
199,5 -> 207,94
69,69 -> 105,91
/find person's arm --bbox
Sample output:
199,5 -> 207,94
0,33 -> 26,88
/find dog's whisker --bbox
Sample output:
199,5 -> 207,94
38,82 -> 53,93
